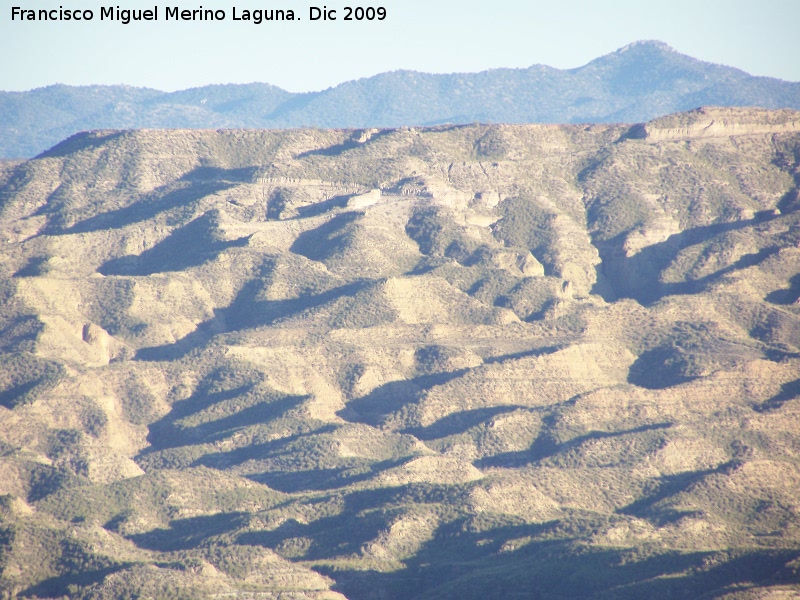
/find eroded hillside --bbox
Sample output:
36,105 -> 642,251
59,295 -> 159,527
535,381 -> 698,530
0,107 -> 799,599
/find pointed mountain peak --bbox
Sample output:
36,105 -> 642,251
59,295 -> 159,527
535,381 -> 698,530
578,39 -> 721,78
617,40 -> 677,54
579,40 -> 689,71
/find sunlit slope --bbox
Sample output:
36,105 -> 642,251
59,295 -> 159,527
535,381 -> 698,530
0,108 -> 799,598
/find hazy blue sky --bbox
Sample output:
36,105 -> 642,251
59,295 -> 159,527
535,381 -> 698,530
2,0 -> 799,92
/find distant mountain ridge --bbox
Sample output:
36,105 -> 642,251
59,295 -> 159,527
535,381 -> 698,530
2,40 -> 800,158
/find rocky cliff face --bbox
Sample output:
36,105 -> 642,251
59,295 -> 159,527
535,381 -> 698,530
0,108 -> 799,598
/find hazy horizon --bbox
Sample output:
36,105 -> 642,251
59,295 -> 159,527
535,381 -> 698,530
2,0 -> 799,93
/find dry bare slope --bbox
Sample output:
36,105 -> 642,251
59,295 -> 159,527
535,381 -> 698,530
0,107 -> 799,598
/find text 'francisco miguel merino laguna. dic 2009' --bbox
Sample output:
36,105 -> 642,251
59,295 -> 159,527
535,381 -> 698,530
10,5 -> 388,24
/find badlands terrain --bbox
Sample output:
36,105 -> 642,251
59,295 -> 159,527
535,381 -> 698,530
0,107 -> 799,598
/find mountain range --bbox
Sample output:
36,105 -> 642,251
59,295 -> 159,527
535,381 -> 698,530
2,40 -> 800,159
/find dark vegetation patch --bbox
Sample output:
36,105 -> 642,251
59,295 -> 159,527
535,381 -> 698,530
0,353 -> 64,409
